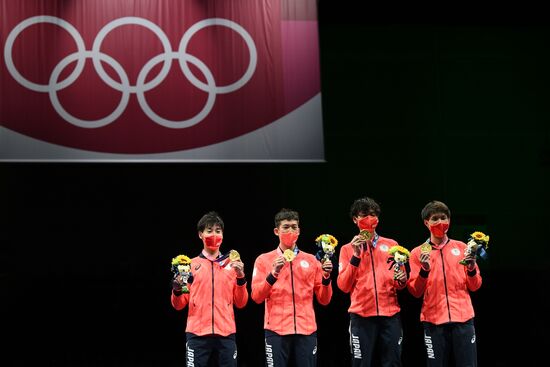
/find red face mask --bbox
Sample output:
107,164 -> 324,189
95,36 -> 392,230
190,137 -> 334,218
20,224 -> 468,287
280,231 -> 299,247
203,235 -> 222,250
357,215 -> 379,232
429,222 -> 449,237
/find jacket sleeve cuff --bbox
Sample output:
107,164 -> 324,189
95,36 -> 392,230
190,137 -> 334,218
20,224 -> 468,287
419,268 -> 430,278
467,268 -> 477,277
266,273 -> 277,285
350,256 -> 361,267
236,277 -> 247,286
322,276 -> 331,286
394,279 -> 406,289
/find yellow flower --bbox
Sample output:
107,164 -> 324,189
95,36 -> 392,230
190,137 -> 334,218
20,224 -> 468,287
171,254 -> 192,266
470,231 -> 490,245
471,231 -> 484,240
389,245 -> 411,258
316,234 -> 338,248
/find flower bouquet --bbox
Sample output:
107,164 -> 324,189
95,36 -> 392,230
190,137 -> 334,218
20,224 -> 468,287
459,231 -> 489,265
387,245 -> 411,279
171,254 -> 192,293
315,234 -> 338,263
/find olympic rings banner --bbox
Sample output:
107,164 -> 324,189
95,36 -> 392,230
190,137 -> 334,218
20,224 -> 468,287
0,0 -> 324,161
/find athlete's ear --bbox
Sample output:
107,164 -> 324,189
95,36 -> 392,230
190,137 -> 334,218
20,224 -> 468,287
274,227 -> 280,236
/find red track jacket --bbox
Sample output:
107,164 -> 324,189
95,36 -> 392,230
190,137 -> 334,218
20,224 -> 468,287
171,254 -> 248,336
337,235 -> 405,317
407,239 -> 482,325
251,248 -> 332,335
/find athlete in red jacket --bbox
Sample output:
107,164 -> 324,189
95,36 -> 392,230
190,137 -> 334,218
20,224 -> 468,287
407,201 -> 482,367
251,208 -> 333,367
171,212 -> 248,367
337,197 -> 407,367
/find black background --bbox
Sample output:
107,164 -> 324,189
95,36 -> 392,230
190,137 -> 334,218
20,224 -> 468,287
2,2 -> 549,366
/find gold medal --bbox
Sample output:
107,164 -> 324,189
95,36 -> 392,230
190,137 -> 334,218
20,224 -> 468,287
359,230 -> 373,241
421,243 -> 432,254
229,249 -> 241,261
283,249 -> 296,262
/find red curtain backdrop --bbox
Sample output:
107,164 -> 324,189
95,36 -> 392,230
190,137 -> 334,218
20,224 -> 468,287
0,0 -> 323,160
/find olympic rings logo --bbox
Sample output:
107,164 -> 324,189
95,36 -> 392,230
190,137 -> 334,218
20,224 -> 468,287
4,16 -> 257,129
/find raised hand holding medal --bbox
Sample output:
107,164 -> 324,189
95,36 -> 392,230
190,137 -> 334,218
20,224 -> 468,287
419,242 -> 432,271
229,249 -> 241,261
356,214 -> 378,250
283,249 -> 296,262
421,242 -> 432,253
359,229 -> 373,241
228,249 -> 245,277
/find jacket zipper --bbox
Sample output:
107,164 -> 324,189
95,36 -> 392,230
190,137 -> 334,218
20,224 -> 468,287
369,245 -> 380,315
290,262 -> 297,333
440,249 -> 452,322
211,261 -> 215,334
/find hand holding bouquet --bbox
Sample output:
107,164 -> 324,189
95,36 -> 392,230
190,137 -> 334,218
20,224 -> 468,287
315,234 -> 338,263
228,249 -> 245,277
171,254 -> 192,294
460,231 -> 489,266
387,245 -> 411,280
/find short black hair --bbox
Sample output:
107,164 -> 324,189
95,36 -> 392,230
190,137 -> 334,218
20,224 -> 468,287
197,211 -> 224,232
274,208 -> 299,227
421,201 -> 451,221
350,197 -> 381,218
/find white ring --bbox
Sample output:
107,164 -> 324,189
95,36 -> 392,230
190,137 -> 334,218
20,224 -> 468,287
4,15 -> 86,92
49,51 -> 130,128
4,16 -> 257,129
92,17 -> 173,93
136,52 -> 216,129
178,18 -> 257,94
